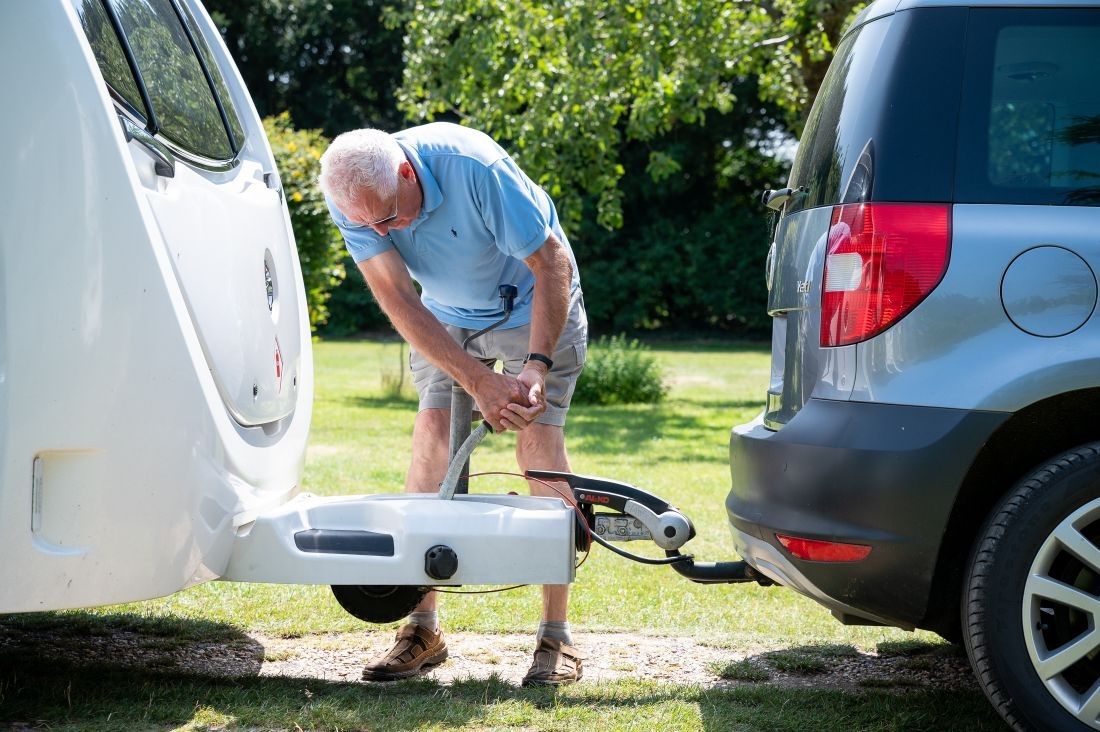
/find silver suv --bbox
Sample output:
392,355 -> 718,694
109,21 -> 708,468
728,1 -> 1100,729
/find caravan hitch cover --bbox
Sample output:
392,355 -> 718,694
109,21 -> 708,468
425,545 -> 459,580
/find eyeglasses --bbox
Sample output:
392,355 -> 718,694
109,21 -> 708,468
366,185 -> 401,227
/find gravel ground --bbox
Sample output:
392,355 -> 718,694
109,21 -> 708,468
0,626 -> 978,692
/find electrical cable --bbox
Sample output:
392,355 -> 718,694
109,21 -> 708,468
434,584 -> 528,595
589,531 -> 695,565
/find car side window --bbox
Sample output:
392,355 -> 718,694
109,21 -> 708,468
71,0 -> 245,163
957,9 -> 1100,206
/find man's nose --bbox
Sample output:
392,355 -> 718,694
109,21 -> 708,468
370,222 -> 390,236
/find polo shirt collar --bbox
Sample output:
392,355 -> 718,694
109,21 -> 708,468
396,139 -> 442,226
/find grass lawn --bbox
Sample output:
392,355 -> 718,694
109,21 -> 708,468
0,340 -> 1005,730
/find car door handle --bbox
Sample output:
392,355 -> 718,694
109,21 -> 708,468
118,115 -> 175,178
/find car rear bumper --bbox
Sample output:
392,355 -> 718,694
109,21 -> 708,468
728,398 -> 1009,628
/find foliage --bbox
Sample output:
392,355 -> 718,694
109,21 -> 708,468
756,0 -> 869,127
392,0 -> 865,230
206,0 -> 405,137
765,650 -> 830,674
205,1 -> 865,336
321,256 -> 392,336
573,335 -> 667,405
576,79 -> 788,333
263,113 -> 346,329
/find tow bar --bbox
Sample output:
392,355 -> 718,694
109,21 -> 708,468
530,470 -> 773,586
321,466 -> 773,624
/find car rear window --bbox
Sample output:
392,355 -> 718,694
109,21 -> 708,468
956,9 -> 1100,207
785,8 -> 967,214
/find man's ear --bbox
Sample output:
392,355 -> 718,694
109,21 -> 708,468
398,160 -> 416,181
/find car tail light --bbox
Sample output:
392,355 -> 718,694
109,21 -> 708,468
821,203 -> 950,347
776,534 -> 872,562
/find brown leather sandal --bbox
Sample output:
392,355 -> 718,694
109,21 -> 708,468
362,624 -> 448,681
521,637 -> 586,687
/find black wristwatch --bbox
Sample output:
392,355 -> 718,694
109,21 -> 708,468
523,352 -> 554,370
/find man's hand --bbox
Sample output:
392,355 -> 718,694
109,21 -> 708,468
499,366 -> 547,431
470,370 -> 530,432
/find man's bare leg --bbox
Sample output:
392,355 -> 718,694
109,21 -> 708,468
361,408 -> 452,680
516,423 -> 572,622
406,407 -> 452,613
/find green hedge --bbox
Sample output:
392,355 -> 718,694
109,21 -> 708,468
573,335 -> 667,405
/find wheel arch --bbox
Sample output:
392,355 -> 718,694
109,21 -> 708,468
923,388 -> 1100,638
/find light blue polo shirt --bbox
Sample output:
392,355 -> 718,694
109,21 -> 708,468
326,122 -> 580,330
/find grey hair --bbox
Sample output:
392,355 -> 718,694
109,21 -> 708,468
318,129 -> 406,210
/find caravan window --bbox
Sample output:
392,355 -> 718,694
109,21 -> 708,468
173,0 -> 245,153
70,0 -> 148,123
106,0 -> 232,161
71,0 -> 245,163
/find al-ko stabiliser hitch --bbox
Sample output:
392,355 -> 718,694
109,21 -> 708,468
433,284 -> 773,584
528,470 -> 773,585
329,285 -> 770,625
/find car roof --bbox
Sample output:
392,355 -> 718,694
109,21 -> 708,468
853,0 -> 1100,31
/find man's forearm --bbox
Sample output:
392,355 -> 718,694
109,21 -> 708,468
526,236 -> 573,359
375,286 -> 487,391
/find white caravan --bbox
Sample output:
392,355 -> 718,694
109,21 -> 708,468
1,0 -> 576,620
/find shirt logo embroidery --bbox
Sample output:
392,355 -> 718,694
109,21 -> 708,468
451,227 -> 458,238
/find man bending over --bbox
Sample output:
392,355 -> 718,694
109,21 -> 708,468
318,122 -> 588,686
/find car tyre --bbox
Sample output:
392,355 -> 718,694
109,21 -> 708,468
964,442 -> 1100,732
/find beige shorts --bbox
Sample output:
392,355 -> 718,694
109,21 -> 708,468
410,289 -> 588,427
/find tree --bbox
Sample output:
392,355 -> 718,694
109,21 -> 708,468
577,82 -> 788,333
393,0 -> 865,230
205,0 -> 405,136
205,0 -> 866,335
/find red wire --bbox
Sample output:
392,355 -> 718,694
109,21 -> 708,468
432,471 -> 592,595
465,470 -> 593,566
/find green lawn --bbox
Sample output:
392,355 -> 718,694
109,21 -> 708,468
0,340 -> 1004,730
0,667 -> 1002,731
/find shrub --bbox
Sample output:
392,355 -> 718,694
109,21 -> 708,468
263,112 -> 346,330
573,335 -> 667,405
